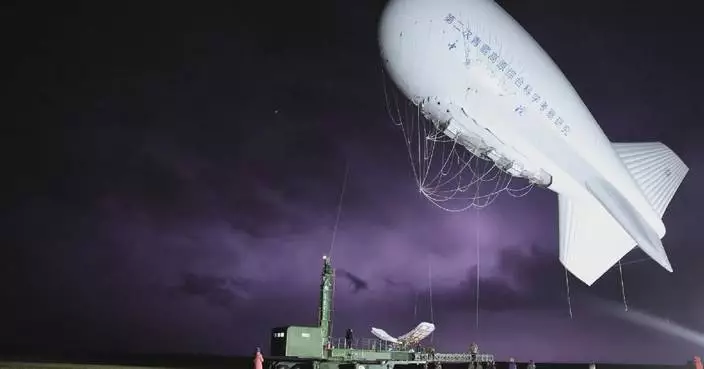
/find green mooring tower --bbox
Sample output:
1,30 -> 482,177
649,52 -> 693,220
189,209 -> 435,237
318,255 -> 335,347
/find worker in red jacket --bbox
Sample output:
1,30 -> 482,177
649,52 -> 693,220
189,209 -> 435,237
254,347 -> 264,369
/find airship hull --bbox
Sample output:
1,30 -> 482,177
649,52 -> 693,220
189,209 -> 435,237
379,0 -> 689,285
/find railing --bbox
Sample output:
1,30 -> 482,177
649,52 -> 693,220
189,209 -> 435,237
327,337 -> 495,362
413,352 -> 495,363
328,337 -> 398,351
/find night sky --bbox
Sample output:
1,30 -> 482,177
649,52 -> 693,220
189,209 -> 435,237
3,0 -> 704,365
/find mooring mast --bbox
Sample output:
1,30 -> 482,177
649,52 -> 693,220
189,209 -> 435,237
318,255 -> 335,349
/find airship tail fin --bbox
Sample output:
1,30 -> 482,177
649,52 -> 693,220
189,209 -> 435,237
558,194 -> 638,285
559,176 -> 673,286
612,142 -> 689,218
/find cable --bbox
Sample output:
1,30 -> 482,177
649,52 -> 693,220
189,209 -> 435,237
325,162 -> 348,340
381,72 -> 538,213
414,290 -> 418,322
475,208 -> 480,336
564,268 -> 573,319
327,162 -> 349,260
615,257 -> 651,267
428,256 -> 435,343
618,260 -> 629,312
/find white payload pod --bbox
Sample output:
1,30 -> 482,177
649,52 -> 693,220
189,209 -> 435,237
371,322 -> 436,346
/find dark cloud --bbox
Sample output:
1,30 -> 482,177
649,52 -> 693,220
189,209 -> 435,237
338,269 -> 370,293
178,273 -> 251,310
435,245 -> 567,312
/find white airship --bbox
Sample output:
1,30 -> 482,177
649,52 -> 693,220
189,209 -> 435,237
379,0 -> 689,285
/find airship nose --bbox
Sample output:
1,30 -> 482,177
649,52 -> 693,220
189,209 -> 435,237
379,0 -> 484,36
379,0 -> 478,105
378,0 -> 412,57
379,0 -> 439,45
379,0 -> 449,93
379,0 -> 447,46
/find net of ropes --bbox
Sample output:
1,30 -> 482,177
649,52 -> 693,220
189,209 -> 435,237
382,71 -> 536,212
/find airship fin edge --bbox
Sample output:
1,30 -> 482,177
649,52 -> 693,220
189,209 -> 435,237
559,174 -> 674,286
585,179 -> 672,272
558,194 -> 638,286
612,141 -> 689,219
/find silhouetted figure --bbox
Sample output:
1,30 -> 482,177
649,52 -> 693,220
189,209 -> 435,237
345,328 -> 354,348
469,342 -> 478,369
527,360 -> 536,369
508,357 -> 517,369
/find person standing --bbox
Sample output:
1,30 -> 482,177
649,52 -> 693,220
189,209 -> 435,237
468,342 -> 479,369
469,342 -> 478,368
345,328 -> 354,349
253,347 -> 264,369
508,358 -> 517,369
